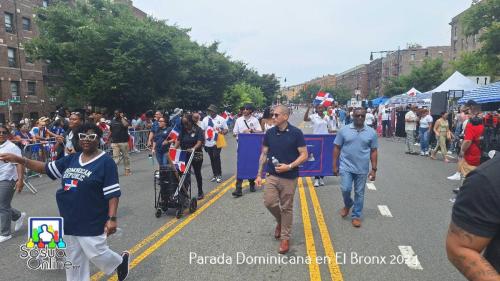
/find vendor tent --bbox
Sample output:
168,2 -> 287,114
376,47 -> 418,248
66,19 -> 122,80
370,96 -> 389,107
428,71 -> 478,93
459,81 -> 500,104
385,88 -> 428,106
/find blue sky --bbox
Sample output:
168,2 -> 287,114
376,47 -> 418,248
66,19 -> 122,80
133,0 -> 472,85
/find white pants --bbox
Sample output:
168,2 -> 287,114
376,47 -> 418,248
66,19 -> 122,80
65,234 -> 122,281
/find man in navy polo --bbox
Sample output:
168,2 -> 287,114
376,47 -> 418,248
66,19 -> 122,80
256,105 -> 308,254
333,107 -> 378,228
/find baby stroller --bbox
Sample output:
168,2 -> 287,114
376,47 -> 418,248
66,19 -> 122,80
154,151 -> 197,219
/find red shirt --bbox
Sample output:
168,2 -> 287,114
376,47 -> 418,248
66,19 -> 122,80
464,122 -> 484,166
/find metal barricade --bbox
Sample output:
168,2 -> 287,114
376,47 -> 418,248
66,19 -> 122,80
22,140 -> 59,194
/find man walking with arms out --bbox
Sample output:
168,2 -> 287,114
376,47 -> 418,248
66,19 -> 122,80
256,105 -> 308,254
333,108 -> 378,228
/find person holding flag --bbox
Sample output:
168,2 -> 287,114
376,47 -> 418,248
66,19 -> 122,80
304,92 -> 336,187
232,103 -> 262,197
175,114 -> 204,199
201,104 -> 228,183
152,117 -> 175,168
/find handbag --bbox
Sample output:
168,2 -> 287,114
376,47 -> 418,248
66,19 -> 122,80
216,133 -> 227,148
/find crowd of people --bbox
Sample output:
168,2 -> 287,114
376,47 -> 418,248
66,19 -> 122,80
0,99 -> 497,280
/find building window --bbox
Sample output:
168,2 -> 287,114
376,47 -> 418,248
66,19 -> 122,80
10,81 -> 19,98
461,39 -> 465,50
13,113 -> 23,122
453,41 -> 457,52
27,81 -> 36,95
25,53 -> 34,64
22,17 -> 31,31
42,0 -> 49,7
410,54 -> 416,61
8,48 -> 17,67
4,12 -> 14,33
0,114 -> 5,124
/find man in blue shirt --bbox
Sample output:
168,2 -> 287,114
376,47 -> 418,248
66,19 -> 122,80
333,108 -> 378,228
256,105 -> 308,254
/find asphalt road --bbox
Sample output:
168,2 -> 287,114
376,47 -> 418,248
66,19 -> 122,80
1,108 -> 467,281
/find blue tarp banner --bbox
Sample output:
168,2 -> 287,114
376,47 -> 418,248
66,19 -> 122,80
236,134 -> 336,179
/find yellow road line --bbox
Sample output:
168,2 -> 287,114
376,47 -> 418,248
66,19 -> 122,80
298,178 -> 322,281
305,177 -> 344,281
105,180 -> 238,281
90,176 -> 235,281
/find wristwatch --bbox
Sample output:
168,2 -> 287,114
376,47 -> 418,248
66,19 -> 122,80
109,216 -> 117,222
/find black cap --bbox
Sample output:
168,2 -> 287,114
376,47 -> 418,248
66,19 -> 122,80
243,103 -> 255,112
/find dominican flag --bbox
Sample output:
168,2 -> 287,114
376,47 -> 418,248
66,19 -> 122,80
168,125 -> 180,142
64,179 -> 78,191
168,147 -> 187,173
205,118 -> 218,142
313,92 -> 334,107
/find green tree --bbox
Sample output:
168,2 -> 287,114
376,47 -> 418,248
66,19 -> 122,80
447,51 -> 490,77
461,0 -> 500,79
223,82 -> 265,112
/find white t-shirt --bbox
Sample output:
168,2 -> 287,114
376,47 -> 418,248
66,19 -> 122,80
419,115 -> 433,129
233,116 -> 262,139
201,115 -> 228,147
365,113 -> 375,126
0,140 -> 22,181
309,113 -> 329,134
405,111 -> 417,131
382,111 -> 390,121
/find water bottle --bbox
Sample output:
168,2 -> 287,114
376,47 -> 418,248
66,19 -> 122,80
271,156 -> 279,167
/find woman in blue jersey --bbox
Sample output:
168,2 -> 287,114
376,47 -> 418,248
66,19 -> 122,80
0,123 -> 130,281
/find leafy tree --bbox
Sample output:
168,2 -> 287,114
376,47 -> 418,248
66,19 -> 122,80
26,0 -> 279,113
223,82 -> 265,112
461,0 -> 500,79
447,51 -> 490,77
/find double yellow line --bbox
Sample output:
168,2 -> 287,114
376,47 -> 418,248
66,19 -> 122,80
91,176 -> 236,281
298,177 -> 344,281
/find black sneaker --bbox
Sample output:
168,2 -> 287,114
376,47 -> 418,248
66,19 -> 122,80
117,251 -> 130,281
249,185 -> 256,192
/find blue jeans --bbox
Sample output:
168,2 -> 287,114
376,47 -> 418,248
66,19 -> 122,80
419,128 -> 430,153
156,152 -> 168,167
339,171 -> 367,219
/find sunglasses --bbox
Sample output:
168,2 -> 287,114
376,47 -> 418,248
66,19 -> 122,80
78,133 -> 98,141
353,114 -> 366,118
0,131 -> 9,135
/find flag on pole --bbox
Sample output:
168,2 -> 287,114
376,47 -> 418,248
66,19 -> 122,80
168,147 -> 187,172
313,92 -> 334,107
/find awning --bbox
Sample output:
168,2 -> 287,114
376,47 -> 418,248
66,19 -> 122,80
459,82 -> 500,104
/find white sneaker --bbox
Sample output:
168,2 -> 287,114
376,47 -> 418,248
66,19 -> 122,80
313,179 -> 319,187
210,177 -> 217,182
447,172 -> 461,181
14,212 -> 26,232
447,151 -> 453,155
414,143 -> 420,146
0,235 -> 12,243
420,152 -> 425,156
425,151 -> 430,156
216,176 -> 222,183
319,178 -> 325,186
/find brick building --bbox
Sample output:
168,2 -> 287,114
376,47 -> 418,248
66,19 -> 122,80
335,64 -> 369,98
0,0 -> 146,123
449,2 -> 483,61
0,0 -> 54,123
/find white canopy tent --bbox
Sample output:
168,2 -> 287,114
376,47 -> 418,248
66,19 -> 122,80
427,71 -> 478,93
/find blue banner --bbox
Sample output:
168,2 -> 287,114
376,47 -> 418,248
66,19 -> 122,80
236,134 -> 336,179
